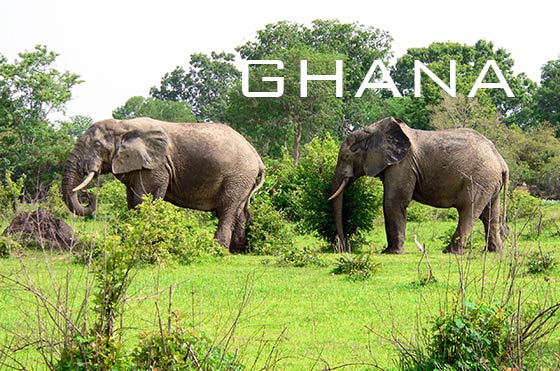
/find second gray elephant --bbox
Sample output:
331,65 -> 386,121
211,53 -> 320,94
330,117 -> 509,254
62,117 -> 265,252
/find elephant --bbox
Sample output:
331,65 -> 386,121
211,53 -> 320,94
62,117 -> 265,252
329,117 -> 508,254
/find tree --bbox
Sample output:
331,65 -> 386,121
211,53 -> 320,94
112,96 -> 196,122
229,20 -> 394,161
237,20 -> 393,96
535,58 -> 560,133
150,52 -> 240,122
59,115 -> 93,140
0,45 -> 82,196
391,40 -> 536,128
236,20 -> 393,129
429,93 -> 497,130
227,47 -> 344,163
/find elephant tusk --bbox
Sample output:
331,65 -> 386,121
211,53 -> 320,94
72,171 -> 96,192
328,178 -> 349,201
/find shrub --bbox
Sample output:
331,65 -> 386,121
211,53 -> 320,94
43,180 -> 69,218
277,244 -> 328,268
80,195 -> 222,265
119,197 -> 222,265
0,236 -> 22,258
266,135 -> 383,250
525,251 -> 557,274
331,253 -> 381,281
0,171 -> 25,219
398,301 -> 516,371
92,178 -> 129,223
509,189 -> 544,220
132,316 -> 244,371
246,175 -> 299,255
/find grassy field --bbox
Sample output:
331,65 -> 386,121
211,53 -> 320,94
1,209 -> 559,370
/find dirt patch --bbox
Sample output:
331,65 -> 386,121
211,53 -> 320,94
3,210 -> 79,250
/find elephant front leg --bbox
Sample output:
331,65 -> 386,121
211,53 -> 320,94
382,200 -> 407,254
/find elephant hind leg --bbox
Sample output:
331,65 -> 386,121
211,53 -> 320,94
215,208 -> 235,251
443,205 -> 481,255
480,193 -> 503,253
230,208 -> 249,253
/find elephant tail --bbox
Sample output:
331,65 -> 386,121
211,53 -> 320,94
501,164 -> 509,237
245,163 -> 266,218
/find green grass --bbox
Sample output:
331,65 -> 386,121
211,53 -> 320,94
1,213 -> 559,370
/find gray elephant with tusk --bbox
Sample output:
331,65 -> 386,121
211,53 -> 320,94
329,117 -> 509,254
62,117 -> 265,253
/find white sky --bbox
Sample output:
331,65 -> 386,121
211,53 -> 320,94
2,0 -> 559,121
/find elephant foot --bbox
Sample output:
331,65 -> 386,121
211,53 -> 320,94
442,246 -> 464,255
484,243 -> 502,253
381,247 -> 405,254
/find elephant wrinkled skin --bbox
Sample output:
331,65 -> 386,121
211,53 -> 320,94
62,117 -> 265,252
330,117 -> 509,254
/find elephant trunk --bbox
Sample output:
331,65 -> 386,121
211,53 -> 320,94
61,152 -> 97,216
330,177 -> 350,252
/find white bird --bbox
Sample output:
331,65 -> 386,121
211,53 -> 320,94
414,234 -> 425,253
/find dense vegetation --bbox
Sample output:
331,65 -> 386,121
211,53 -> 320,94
1,18 -> 559,370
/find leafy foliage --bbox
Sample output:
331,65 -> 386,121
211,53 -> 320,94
132,315 -> 244,371
78,181 -> 222,265
535,57 -> 560,132
264,135 -> 382,249
0,45 -> 82,196
0,171 -> 25,218
525,251 -> 557,274
230,20 -> 394,161
392,40 -> 537,129
331,253 -> 381,281
398,301 -> 516,371
150,52 -> 240,122
112,96 -> 196,122
114,196 -> 222,265
246,177 -> 299,255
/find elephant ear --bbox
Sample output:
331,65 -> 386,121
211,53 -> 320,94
363,117 -> 411,177
112,123 -> 169,174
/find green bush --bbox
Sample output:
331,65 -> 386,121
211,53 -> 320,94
43,180 -> 69,218
509,189 -> 544,220
331,253 -> 381,281
93,178 -> 129,223
120,197 -> 222,265
266,135 -> 383,250
0,171 -> 25,219
80,195 -> 222,265
132,317 -> 244,371
277,244 -> 328,267
56,333 -> 129,371
399,301 -> 515,371
246,175 -> 300,255
525,251 -> 557,274
0,236 -> 22,258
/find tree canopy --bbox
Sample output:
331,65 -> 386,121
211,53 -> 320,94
0,45 -> 83,195
112,96 -> 196,122
150,52 -> 240,122
3,20 -> 560,200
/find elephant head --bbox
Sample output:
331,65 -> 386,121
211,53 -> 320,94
62,118 -> 169,216
329,117 -> 411,251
